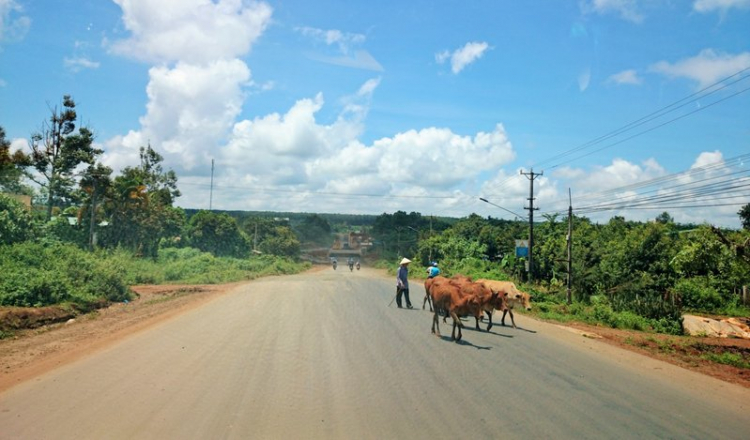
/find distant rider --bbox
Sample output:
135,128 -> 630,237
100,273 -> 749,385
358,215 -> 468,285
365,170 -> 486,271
426,261 -> 440,279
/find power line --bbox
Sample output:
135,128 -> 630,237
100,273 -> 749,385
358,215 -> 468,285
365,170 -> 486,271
483,67 -> 750,198
532,67 -> 750,170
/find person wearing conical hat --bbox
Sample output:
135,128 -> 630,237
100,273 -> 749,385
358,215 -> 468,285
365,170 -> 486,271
396,257 -> 413,309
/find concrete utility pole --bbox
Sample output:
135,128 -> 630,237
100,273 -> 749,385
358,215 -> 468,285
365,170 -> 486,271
567,188 -> 572,305
88,179 -> 97,251
209,159 -> 214,211
521,168 -> 542,281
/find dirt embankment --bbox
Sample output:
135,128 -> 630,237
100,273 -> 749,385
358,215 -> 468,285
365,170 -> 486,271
0,283 -> 240,392
1,278 -> 749,392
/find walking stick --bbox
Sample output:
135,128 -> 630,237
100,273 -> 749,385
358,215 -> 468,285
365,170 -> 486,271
388,286 -> 401,307
388,291 -> 398,307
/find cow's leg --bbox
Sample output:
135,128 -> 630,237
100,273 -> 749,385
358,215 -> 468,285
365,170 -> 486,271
423,291 -> 433,311
474,314 -> 481,331
432,309 -> 441,336
485,310 -> 493,331
508,309 -> 517,329
449,311 -> 458,341
452,313 -> 463,342
501,309 -> 509,326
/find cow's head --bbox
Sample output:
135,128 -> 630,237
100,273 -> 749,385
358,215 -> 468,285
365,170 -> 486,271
508,287 -> 532,311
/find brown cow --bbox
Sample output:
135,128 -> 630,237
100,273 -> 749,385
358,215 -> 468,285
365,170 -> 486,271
422,275 -> 448,311
476,279 -> 531,329
447,276 -> 505,331
430,280 -> 488,342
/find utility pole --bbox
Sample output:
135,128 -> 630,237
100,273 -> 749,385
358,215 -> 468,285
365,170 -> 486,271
567,188 -> 573,305
429,215 -> 433,262
521,168 -> 542,281
88,179 -> 97,251
209,158 -> 214,210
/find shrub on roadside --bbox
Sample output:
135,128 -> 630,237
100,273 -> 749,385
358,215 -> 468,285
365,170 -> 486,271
673,278 -> 724,311
0,242 -> 130,307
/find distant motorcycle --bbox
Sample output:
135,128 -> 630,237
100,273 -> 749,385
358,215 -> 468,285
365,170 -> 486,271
332,260 -> 337,270
356,262 -> 361,270
348,261 -> 354,271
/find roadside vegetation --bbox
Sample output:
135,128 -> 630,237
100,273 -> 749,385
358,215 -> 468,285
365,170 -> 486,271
1,96 -> 749,361
372,210 -> 750,338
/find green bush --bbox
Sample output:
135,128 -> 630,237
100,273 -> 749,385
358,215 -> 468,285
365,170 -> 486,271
0,195 -> 36,245
0,242 -> 131,307
674,278 -> 724,311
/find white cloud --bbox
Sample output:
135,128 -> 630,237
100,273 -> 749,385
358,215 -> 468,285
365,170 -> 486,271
693,0 -> 750,13
692,150 -> 724,169
578,68 -> 591,91
297,26 -> 382,71
104,1 -> 271,174
10,137 -> 28,153
296,26 -> 366,55
0,0 -> 30,46
581,0 -> 643,23
64,57 -> 100,72
108,0 -> 272,64
436,42 -> 490,74
607,69 -> 642,85
307,49 -> 384,71
103,59 -> 251,172
650,49 -> 750,88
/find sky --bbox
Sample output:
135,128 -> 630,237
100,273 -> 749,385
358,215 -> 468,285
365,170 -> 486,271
1,0 -> 749,227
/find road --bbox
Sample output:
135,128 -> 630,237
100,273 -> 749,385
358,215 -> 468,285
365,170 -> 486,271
1,267 -> 748,439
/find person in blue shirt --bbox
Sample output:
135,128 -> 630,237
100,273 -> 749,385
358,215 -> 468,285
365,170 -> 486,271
426,261 -> 440,279
396,258 -> 412,309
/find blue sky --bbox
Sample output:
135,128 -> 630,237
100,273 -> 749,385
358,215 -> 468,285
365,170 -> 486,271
1,0 -> 749,227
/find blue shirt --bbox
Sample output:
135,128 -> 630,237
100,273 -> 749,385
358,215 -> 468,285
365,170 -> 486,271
397,265 -> 409,289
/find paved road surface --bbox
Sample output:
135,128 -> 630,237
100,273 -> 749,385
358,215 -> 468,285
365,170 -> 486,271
1,268 -> 748,439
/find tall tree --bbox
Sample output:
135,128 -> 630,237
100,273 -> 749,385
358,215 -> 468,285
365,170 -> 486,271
187,211 -> 249,258
26,95 -> 102,220
103,144 -> 183,257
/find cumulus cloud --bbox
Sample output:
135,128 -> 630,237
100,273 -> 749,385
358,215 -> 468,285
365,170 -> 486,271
436,42 -> 490,74
0,0 -> 30,46
103,0 -> 272,176
607,69 -> 642,85
581,0 -> 643,23
108,0 -> 272,64
693,0 -> 750,13
650,49 -> 750,88
692,150 -> 724,169
103,59 -> 252,172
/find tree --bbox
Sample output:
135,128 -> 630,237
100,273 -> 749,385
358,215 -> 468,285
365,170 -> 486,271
739,203 -> 750,230
259,226 -> 300,257
102,144 -> 183,257
296,214 -> 332,245
0,126 -> 31,194
26,96 -> 102,220
0,194 -> 36,245
186,211 -> 249,258
78,163 -> 113,249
